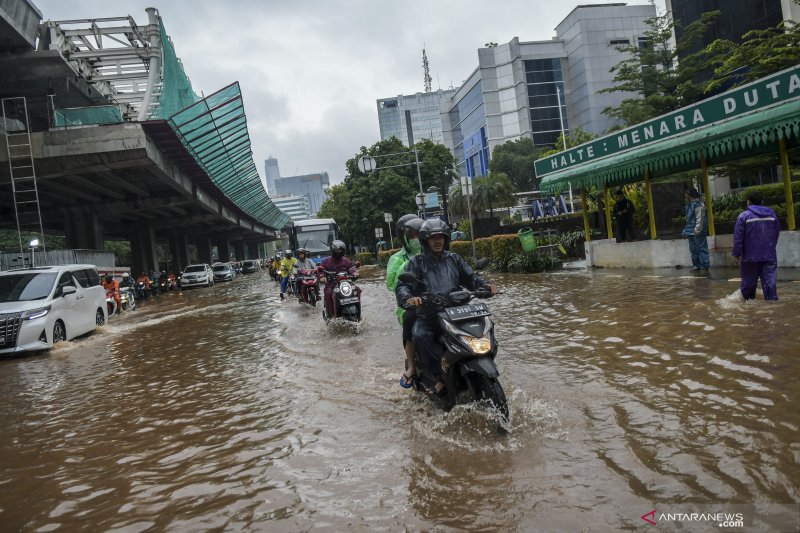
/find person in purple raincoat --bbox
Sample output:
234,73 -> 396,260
732,191 -> 781,300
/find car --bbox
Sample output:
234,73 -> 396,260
241,260 -> 260,274
212,262 -> 235,281
180,264 -> 214,289
0,264 -> 107,354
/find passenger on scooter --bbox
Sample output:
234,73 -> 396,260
386,214 -> 424,388
396,219 -> 496,395
278,250 -> 297,300
102,274 -> 121,314
293,248 -> 319,301
318,240 -> 359,318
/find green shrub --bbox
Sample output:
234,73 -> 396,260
507,250 -> 559,273
376,248 -> 398,266
354,252 -> 375,266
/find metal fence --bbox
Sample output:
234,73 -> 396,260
0,249 -> 116,271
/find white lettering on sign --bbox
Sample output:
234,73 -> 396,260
618,135 -> 629,148
643,125 -> 655,140
766,80 -> 781,99
692,109 -> 705,125
744,89 -> 759,107
789,74 -> 800,94
724,97 -> 736,114
631,130 -> 640,144
674,115 -> 686,130
660,121 -> 670,135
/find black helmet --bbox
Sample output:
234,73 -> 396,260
104,274 -> 113,283
419,218 -> 451,251
330,239 -> 346,258
395,214 -> 421,236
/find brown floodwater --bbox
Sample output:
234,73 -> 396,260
1,267 -> 798,532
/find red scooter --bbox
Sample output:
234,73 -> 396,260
297,268 -> 320,306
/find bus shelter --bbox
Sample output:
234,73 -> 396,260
535,64 -> 799,267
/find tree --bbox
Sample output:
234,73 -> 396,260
702,19 -> 800,94
538,128 -> 597,158
471,172 -> 516,222
317,136 -> 457,248
489,138 -> 543,192
598,2 -> 721,128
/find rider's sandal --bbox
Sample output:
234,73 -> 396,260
399,371 -> 414,389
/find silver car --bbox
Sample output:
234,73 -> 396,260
180,264 -> 214,289
0,265 -> 107,354
212,263 -> 235,281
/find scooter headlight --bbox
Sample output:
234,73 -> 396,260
339,281 -> 353,297
462,335 -> 491,355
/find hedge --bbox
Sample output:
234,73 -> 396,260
354,252 -> 375,266
376,235 -> 559,273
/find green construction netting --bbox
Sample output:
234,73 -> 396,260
150,18 -> 200,120
54,105 -> 124,127
167,82 -> 289,230
540,99 -> 800,194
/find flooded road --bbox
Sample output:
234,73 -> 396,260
1,267 -> 799,531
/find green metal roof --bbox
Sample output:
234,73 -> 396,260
167,82 -> 289,230
541,102 -> 800,193
539,64 -> 800,194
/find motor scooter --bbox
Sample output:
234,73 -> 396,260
297,268 -> 320,306
320,266 -> 360,323
119,286 -> 136,311
398,266 -> 508,423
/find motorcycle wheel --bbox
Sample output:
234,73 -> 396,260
341,304 -> 359,322
471,374 -> 509,423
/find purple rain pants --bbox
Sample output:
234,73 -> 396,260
740,261 -> 778,301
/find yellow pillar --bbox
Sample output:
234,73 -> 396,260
581,188 -> 591,242
645,170 -> 657,240
780,138 -> 796,231
603,183 -> 614,240
700,155 -> 715,237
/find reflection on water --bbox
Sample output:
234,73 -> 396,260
0,268 -> 798,531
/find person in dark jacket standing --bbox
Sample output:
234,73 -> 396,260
613,189 -> 636,242
396,219 -> 495,395
682,187 -> 710,271
732,191 -> 781,300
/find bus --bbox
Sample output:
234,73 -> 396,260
291,218 -> 339,264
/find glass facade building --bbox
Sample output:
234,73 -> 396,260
525,58 -> 568,148
264,157 -> 280,196
377,89 -> 456,146
274,172 -> 330,216
440,3 -> 656,178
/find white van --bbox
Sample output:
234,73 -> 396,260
0,265 -> 107,354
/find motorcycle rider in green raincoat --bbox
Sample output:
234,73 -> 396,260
385,214 -> 424,388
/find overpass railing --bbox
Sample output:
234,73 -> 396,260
0,249 -> 116,271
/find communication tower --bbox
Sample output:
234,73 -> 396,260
422,48 -> 432,93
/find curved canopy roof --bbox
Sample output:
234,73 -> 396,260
537,64 -> 800,193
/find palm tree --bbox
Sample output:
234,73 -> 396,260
471,172 -> 516,222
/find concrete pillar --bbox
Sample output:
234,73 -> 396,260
196,237 -> 213,265
216,237 -> 231,262
233,240 -> 246,261
246,241 -> 259,260
131,223 -> 158,274
169,233 -> 190,273
64,208 -> 103,249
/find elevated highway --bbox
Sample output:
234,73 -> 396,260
0,2 -> 288,272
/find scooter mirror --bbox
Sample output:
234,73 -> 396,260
475,258 -> 491,270
398,272 -> 417,285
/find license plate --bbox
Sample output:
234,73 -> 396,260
446,303 -> 490,320
339,297 -> 359,304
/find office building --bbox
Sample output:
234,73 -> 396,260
274,172 -> 329,216
265,157 -> 280,196
667,0 -> 798,59
377,89 -> 457,146
272,195 -> 311,223
440,3 -> 655,177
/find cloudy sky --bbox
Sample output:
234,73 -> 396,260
35,0 -> 665,187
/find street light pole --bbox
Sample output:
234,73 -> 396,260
414,150 -> 426,218
460,176 -> 476,264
